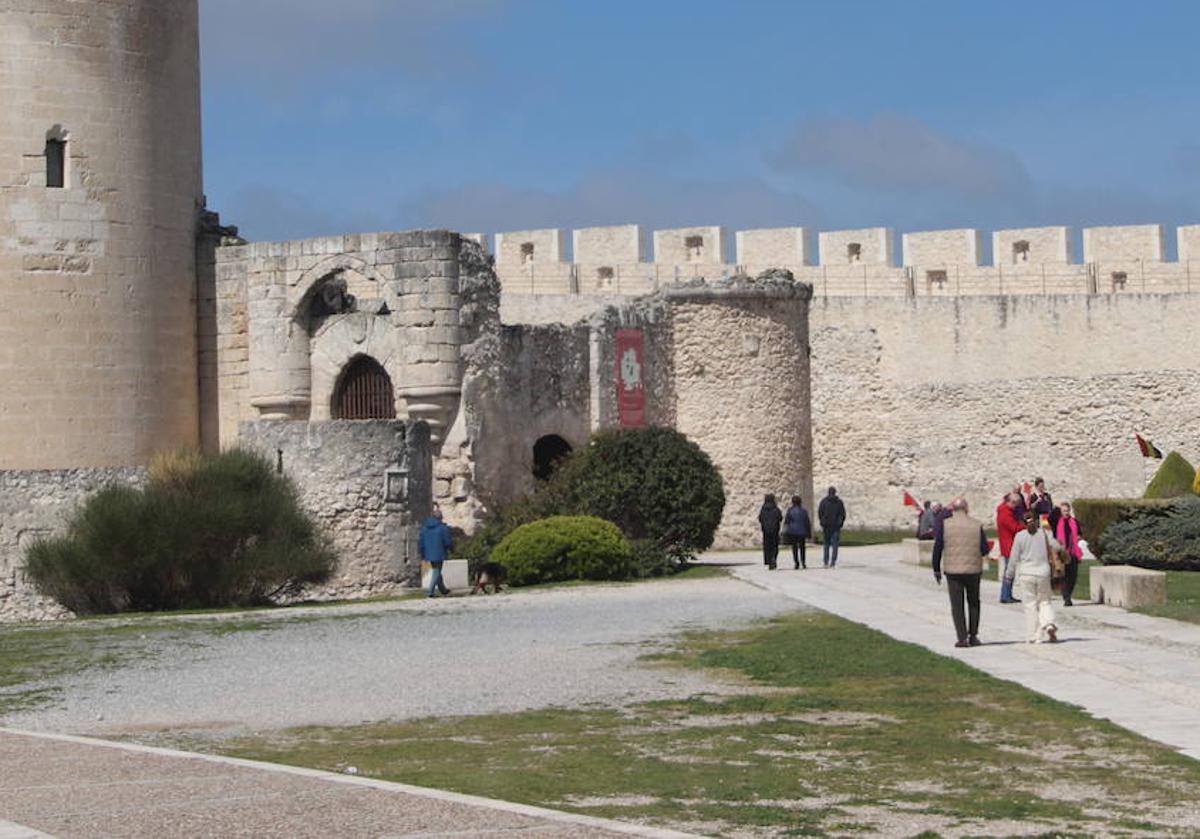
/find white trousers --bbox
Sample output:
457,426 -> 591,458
1020,575 -> 1056,642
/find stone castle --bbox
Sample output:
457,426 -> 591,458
2,0 -> 1197,620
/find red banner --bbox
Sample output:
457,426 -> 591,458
615,328 -> 646,428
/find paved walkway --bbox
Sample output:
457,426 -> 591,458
0,728 -> 696,838
714,544 -> 1200,761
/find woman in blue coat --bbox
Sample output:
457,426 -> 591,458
782,495 -> 812,570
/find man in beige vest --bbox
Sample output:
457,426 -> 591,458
931,497 -> 990,648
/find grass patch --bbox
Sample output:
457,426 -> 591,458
201,611 -> 1200,836
815,528 -> 907,547
1131,569 -> 1200,624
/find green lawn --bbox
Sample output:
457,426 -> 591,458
203,610 -> 1200,837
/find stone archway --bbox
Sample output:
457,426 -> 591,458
532,434 -> 573,481
332,355 -> 396,419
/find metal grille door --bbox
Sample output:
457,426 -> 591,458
333,356 -> 395,419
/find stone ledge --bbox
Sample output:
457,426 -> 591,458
900,538 -> 933,566
1091,565 -> 1167,609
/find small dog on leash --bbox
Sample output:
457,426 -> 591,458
472,561 -> 507,594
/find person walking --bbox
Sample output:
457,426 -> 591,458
932,497 -> 990,648
1055,501 -> 1084,607
995,492 -> 1024,604
818,486 -> 846,568
419,507 -> 454,597
758,493 -> 783,570
782,495 -> 812,569
917,500 -> 938,541
1007,511 -> 1062,643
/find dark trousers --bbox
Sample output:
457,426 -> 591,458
789,539 -> 806,568
822,528 -> 841,566
1062,560 -> 1079,603
762,532 -> 779,567
945,573 -> 982,641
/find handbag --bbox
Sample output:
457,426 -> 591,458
1043,532 -> 1066,580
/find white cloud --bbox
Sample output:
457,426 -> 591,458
770,114 -> 1032,200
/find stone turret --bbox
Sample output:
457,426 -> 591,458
0,0 -> 204,468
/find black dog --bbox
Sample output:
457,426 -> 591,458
472,561 -> 507,594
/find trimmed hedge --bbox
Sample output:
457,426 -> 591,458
562,427 -> 725,561
462,427 -> 726,576
1144,451 -> 1197,499
25,448 -> 336,614
1073,498 -> 1173,558
1100,497 -> 1200,571
492,516 -> 632,586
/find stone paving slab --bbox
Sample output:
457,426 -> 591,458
0,729 -> 697,838
716,545 -> 1200,761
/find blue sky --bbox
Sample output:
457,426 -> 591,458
199,1 -> 1200,258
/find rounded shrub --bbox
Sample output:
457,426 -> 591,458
25,448 -> 336,614
491,516 -> 632,586
1100,496 -> 1200,571
1144,451 -> 1197,499
562,427 -> 725,561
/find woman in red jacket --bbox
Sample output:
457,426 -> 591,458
995,492 -> 1024,604
1055,501 -> 1085,606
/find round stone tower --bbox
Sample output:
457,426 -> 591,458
0,0 -> 203,468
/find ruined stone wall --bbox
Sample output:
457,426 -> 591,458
459,324 -> 593,513
211,231 -> 480,451
809,294 -> 1200,529
0,0 -> 203,468
583,276 -> 812,549
663,280 -> 813,549
238,420 -> 432,593
0,467 -> 144,621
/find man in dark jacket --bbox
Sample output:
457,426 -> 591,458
758,493 -> 783,570
817,486 -> 846,568
419,508 -> 454,597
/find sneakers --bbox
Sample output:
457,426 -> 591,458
1046,624 -> 1058,643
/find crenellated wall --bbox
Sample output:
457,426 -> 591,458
488,222 -> 1200,299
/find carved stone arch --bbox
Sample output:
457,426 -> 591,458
290,254 -> 384,323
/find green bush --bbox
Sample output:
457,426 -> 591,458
25,448 -> 336,614
1144,451 -> 1197,499
1100,497 -> 1200,571
491,516 -> 632,586
562,427 -> 725,561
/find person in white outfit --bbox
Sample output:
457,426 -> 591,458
1006,511 -> 1062,643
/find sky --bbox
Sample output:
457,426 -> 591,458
199,0 -> 1200,260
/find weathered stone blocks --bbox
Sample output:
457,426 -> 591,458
1091,565 -> 1167,609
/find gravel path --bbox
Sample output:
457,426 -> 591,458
3,575 -> 800,737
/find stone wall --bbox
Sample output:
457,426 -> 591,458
238,420 -> 432,593
460,325 -> 593,511
809,294 -> 1200,528
0,467 -> 144,621
490,223 -> 1200,298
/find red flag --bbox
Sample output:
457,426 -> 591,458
1135,433 -> 1163,459
902,491 -> 921,509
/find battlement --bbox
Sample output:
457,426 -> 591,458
488,222 -> 1200,297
